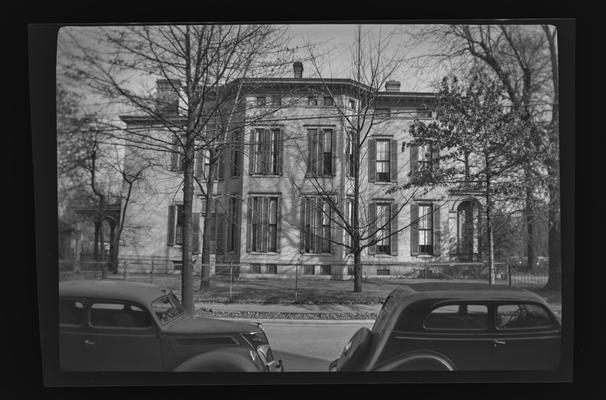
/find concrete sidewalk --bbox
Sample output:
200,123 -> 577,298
197,301 -> 562,317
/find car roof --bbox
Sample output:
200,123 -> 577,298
387,282 -> 547,308
59,280 -> 171,306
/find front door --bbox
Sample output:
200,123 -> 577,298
83,301 -> 163,371
491,303 -> 561,370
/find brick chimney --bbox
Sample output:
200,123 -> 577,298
156,79 -> 181,115
293,62 -> 303,78
385,80 -> 401,92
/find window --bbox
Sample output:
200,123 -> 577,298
59,300 -> 84,326
307,128 -> 334,177
375,204 -> 392,254
256,96 -> 267,106
174,204 -> 184,245
200,197 -> 207,215
248,196 -> 280,253
376,140 -> 391,182
250,128 -> 281,175
230,131 -> 242,177
301,196 -> 333,254
323,96 -> 334,106
151,294 -> 184,325
250,264 -> 261,274
266,264 -> 277,274
90,302 -> 152,328
423,304 -> 488,331
171,138 -> 184,171
308,96 -> 318,106
377,268 -> 391,276
496,304 -> 556,330
304,265 -> 315,275
418,143 -> 433,174
375,108 -> 390,118
348,99 -> 356,109
226,197 -> 238,252
418,204 -> 434,254
172,260 -> 182,271
320,265 -> 331,275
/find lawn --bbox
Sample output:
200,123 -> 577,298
60,271 -> 543,305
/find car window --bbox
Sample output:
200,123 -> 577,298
496,304 -> 556,330
151,294 -> 184,325
90,302 -> 152,328
59,299 -> 84,326
423,304 -> 489,331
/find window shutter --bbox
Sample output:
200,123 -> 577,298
433,204 -> 441,256
261,197 -> 268,253
410,204 -> 419,256
318,130 -> 325,177
249,130 -> 256,175
195,150 -> 204,179
431,145 -> 440,172
390,139 -> 398,182
299,197 -> 305,253
345,134 -> 351,178
278,129 -> 284,176
331,129 -> 336,177
170,147 -> 179,171
276,197 -> 282,253
246,198 -> 252,253
330,197 -> 337,254
167,205 -> 175,246
410,144 -> 418,183
368,203 -> 376,255
307,129 -> 315,176
192,213 -> 200,253
216,213 -> 225,254
391,203 -> 399,256
368,138 -> 376,183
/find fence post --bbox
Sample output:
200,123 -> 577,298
508,263 -> 512,287
295,263 -> 299,302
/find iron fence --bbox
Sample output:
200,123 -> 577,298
59,260 -> 550,304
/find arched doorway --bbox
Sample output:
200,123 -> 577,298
457,200 -> 480,262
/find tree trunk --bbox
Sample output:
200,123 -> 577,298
525,171 -> 538,273
181,138 -> 195,316
353,250 -> 362,292
199,150 -> 217,291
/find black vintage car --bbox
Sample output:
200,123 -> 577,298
59,280 -> 283,372
329,283 -> 561,371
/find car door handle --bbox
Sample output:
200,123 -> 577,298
492,339 -> 507,346
84,339 -> 95,347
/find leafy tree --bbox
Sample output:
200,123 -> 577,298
409,71 -> 526,283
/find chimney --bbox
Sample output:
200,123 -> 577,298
385,80 -> 401,92
156,79 -> 181,115
293,62 -> 303,78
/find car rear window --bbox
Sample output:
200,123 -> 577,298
151,293 -> 184,325
423,304 -> 489,331
59,299 -> 84,326
90,302 -> 152,328
496,303 -> 556,330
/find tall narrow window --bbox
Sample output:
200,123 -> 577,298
227,197 -> 238,252
248,196 -> 280,253
230,131 -> 242,177
346,132 -> 354,177
171,138 -> 184,171
375,204 -> 391,254
301,196 -> 333,254
251,128 -> 281,175
307,128 -> 334,177
418,144 -> 433,174
376,140 -> 390,182
418,204 -> 434,254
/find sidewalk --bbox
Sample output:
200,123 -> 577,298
196,301 -> 562,320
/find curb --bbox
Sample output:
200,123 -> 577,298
221,318 -> 376,325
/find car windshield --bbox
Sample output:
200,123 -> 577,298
151,293 -> 185,324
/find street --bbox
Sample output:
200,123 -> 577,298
251,320 -> 375,372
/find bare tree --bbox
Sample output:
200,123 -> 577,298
60,24 -> 293,315
407,24 -> 560,287
287,25 -> 431,292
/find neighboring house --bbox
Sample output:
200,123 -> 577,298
118,63 -> 483,278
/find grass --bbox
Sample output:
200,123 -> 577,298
59,271 -> 559,305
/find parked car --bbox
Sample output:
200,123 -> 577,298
329,282 -> 560,371
59,280 -> 284,372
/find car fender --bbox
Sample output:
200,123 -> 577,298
172,348 -> 263,372
373,351 -> 455,371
